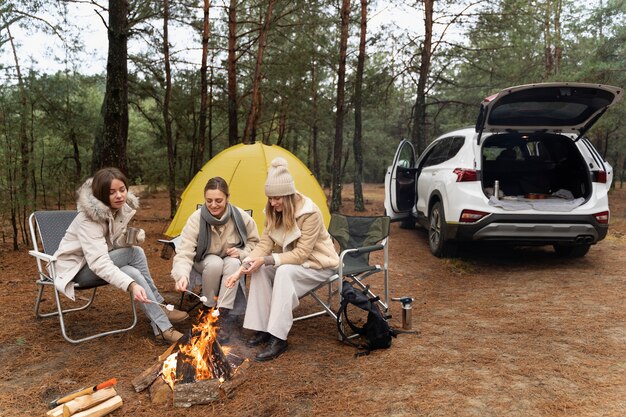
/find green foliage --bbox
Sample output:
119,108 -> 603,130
1,0 -> 625,230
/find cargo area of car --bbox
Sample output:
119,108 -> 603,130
480,132 -> 592,206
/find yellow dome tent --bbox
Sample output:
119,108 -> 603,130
164,143 -> 330,237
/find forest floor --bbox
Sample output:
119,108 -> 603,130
1,183 -> 626,416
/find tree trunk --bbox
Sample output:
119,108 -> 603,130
227,0 -> 239,146
352,0 -> 367,212
553,0 -> 562,74
6,22 -> 31,249
92,0 -> 129,174
543,0 -> 553,79
310,62 -> 321,181
242,0 -> 276,144
162,0 -> 176,218
195,0 -> 211,172
330,0 -> 351,212
410,0 -> 433,154
208,65 -> 214,159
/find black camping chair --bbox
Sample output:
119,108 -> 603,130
294,214 -> 391,339
29,211 -> 137,344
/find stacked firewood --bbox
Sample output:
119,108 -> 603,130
47,379 -> 123,417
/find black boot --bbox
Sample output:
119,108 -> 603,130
216,308 -> 235,345
246,331 -> 271,347
254,336 -> 288,362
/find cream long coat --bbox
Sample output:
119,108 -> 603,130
52,179 -> 143,300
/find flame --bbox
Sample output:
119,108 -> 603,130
160,307 -> 231,388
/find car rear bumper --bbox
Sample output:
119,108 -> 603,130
447,213 -> 608,245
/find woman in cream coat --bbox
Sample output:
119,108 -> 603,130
225,158 -> 339,361
53,167 -> 188,343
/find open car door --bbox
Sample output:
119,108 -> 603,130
384,139 -> 417,221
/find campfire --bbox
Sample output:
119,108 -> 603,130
132,308 -> 249,408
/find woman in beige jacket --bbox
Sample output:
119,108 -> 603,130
225,158 -> 339,361
171,177 -> 259,342
53,168 -> 188,343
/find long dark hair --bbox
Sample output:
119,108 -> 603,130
91,167 -> 129,207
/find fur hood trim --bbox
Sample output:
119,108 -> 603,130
76,178 -> 140,222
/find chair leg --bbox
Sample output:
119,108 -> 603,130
35,282 -> 96,318
50,286 -> 137,344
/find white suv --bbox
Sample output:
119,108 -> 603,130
385,82 -> 623,258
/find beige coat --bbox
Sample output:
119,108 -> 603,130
249,194 -> 339,270
52,179 -> 143,300
171,206 -> 260,284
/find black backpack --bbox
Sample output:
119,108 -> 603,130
337,281 -> 398,356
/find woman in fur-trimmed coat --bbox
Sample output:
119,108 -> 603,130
53,167 -> 188,343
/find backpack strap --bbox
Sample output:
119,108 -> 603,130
337,297 -> 366,349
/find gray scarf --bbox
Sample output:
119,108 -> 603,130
195,204 -> 248,263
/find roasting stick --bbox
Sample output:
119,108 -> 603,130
146,300 -> 175,311
184,289 -> 208,303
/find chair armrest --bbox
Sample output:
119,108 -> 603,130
340,244 -> 384,257
29,250 -> 56,263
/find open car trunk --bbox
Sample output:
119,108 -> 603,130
480,132 -> 591,206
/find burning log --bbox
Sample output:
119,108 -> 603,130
209,340 -> 233,381
131,362 -> 162,392
176,350 -> 197,384
173,378 -> 221,407
133,307 -> 247,407
220,359 -> 251,399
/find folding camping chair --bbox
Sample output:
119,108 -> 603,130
294,214 -> 391,335
29,211 -> 137,344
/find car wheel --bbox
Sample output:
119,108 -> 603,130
428,201 -> 456,258
553,244 -> 590,258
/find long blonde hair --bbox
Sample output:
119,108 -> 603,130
265,194 -> 300,232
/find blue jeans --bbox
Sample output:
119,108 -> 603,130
74,246 -> 172,335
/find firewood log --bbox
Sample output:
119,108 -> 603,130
70,395 -> 123,417
211,340 -> 233,381
61,387 -> 117,417
158,343 -> 177,362
131,362 -> 162,392
46,404 -> 64,417
149,377 -> 172,405
173,378 -> 220,407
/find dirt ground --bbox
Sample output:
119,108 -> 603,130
1,183 -> 625,417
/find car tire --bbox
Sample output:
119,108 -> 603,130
428,201 -> 456,258
553,244 -> 590,258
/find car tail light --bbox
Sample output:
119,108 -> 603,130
459,209 -> 489,223
594,211 -> 609,224
453,168 -> 478,182
592,171 -> 607,183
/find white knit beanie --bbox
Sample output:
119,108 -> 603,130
265,157 -> 296,197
